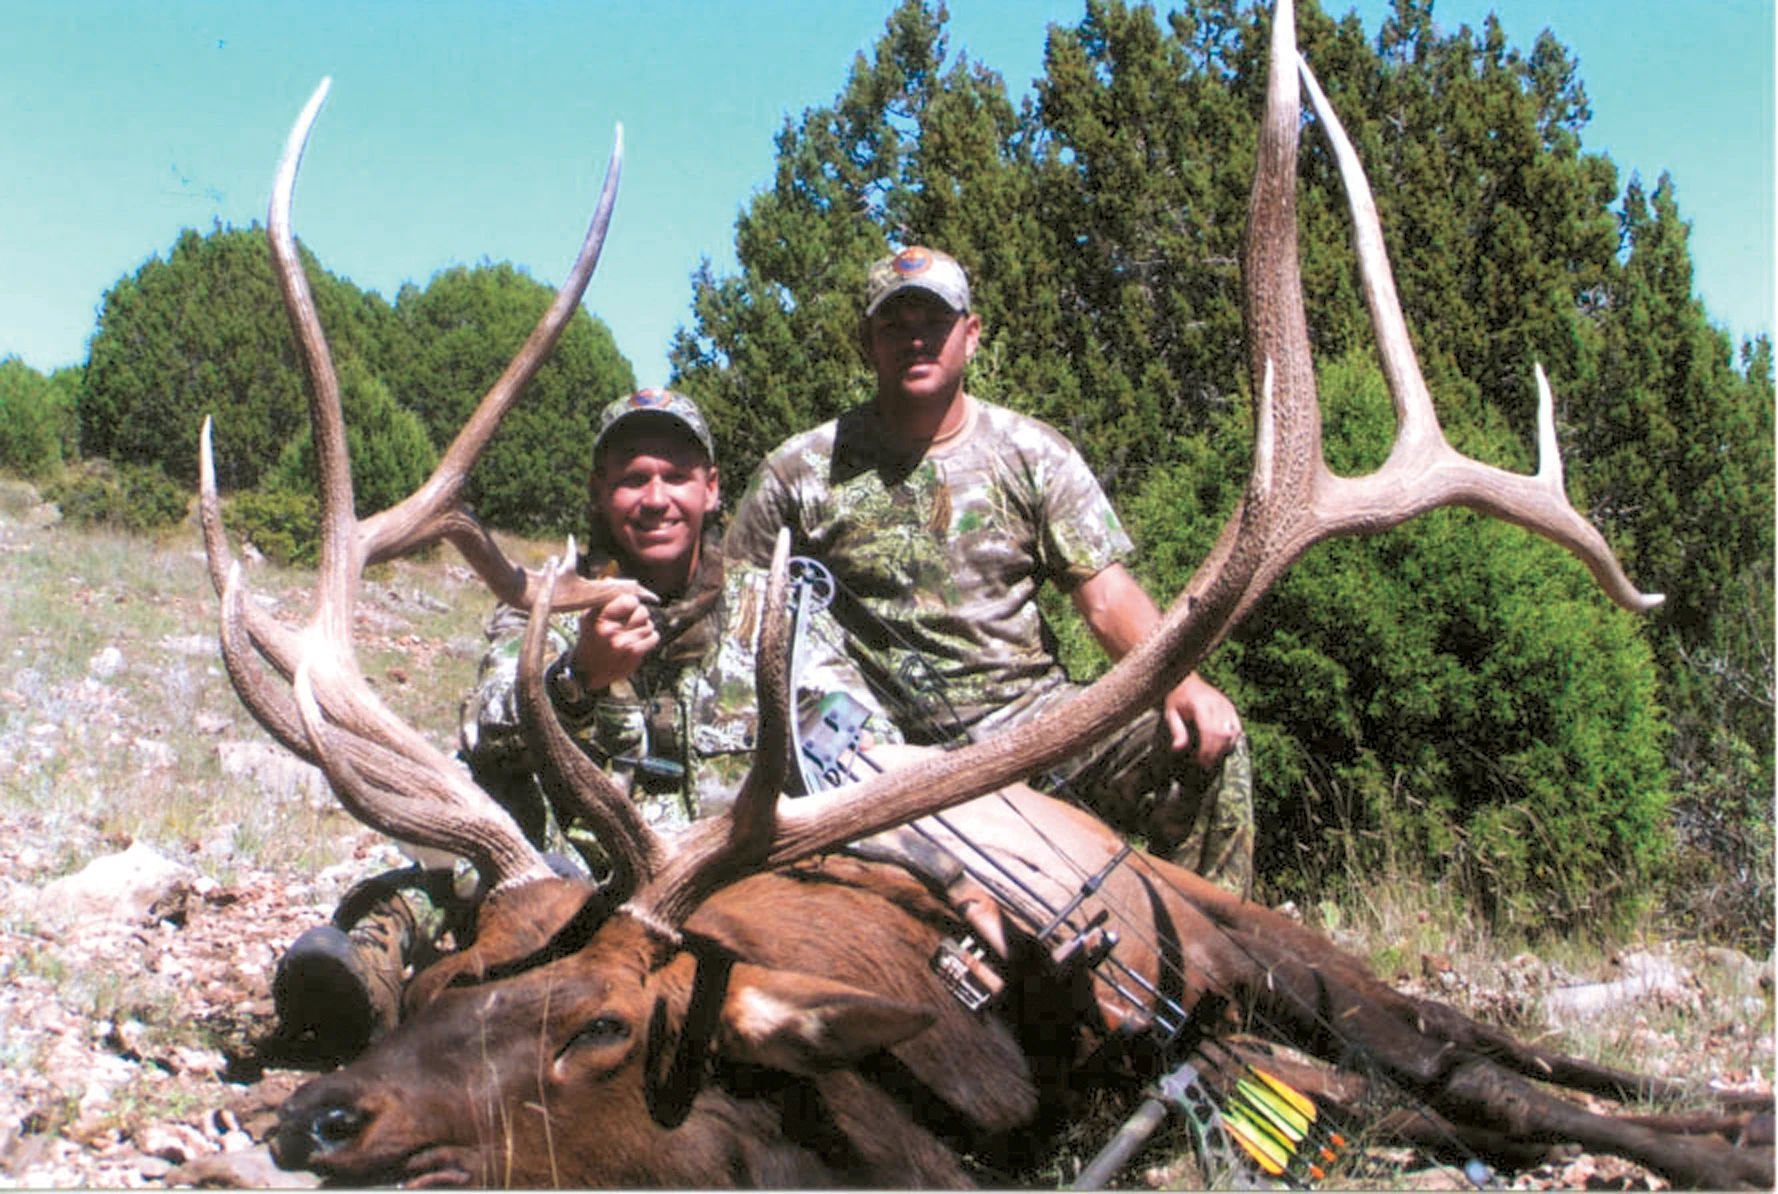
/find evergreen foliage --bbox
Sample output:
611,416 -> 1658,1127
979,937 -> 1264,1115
243,357 -> 440,565
1581,176 -> 1776,946
76,225 -> 635,542
0,357 -> 79,479
669,0 -> 1039,487
673,0 -> 1770,931
222,489 -> 321,568
392,263 -> 635,537
1125,352 -> 1669,931
78,224 -> 399,492
263,357 -> 438,518
44,459 -> 189,534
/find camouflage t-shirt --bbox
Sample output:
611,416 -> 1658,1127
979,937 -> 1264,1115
725,395 -> 1133,740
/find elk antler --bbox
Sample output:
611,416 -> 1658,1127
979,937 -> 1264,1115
558,0 -> 1661,932
200,77 -> 629,909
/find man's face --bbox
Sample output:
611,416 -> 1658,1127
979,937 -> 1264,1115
592,425 -> 718,584
864,291 -> 980,405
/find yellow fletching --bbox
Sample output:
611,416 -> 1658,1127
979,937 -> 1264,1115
1251,1066 -> 1318,1123
1224,1115 -> 1288,1176
1227,1103 -> 1291,1155
1237,1077 -> 1310,1139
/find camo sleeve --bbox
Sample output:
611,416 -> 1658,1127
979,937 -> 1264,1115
996,405 -> 1134,592
724,423 -> 836,572
715,557 -> 902,748
456,603 -> 642,779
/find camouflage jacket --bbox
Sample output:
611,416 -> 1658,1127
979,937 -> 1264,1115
725,395 -> 1133,741
459,596 -> 755,838
459,539 -> 893,840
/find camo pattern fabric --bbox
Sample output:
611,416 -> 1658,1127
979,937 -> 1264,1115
726,394 -> 1254,894
457,584 -> 756,869
1021,679 -> 1256,899
725,396 -> 1134,737
457,567 -> 894,872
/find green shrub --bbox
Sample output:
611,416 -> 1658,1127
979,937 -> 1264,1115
44,460 -> 189,533
1123,351 -> 1671,934
262,357 -> 438,518
223,489 -> 320,567
0,357 -> 78,480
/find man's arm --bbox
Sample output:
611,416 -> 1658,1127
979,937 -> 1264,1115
1070,563 -> 1242,770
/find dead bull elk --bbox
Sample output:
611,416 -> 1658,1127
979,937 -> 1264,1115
198,2 -> 1771,1187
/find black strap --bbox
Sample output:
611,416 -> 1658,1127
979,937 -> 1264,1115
645,931 -> 740,1128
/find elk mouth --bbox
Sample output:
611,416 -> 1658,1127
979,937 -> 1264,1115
388,1147 -> 477,1189
271,1107 -> 477,1189
298,1145 -> 477,1190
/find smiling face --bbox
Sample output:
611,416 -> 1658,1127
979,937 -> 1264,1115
863,290 -> 981,414
591,421 -> 719,596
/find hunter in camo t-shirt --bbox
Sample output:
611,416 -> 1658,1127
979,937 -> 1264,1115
724,245 -> 1253,896
726,392 -> 1253,896
725,395 -> 1129,739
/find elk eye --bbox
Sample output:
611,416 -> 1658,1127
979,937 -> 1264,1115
553,1015 -> 635,1081
560,1016 -> 630,1058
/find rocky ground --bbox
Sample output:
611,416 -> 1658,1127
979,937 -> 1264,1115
0,491 -> 1770,1189
0,814 -> 398,1188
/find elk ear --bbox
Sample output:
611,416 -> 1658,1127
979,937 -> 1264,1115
719,963 -> 936,1075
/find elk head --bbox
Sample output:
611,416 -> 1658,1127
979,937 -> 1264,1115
206,0 -> 1672,1184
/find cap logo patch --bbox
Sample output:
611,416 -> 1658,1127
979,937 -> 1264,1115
893,247 -> 934,276
630,388 -> 672,409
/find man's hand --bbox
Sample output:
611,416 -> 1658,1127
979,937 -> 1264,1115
568,590 -> 659,692
1162,673 -> 1242,771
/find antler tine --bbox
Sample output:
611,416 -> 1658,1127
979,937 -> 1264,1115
516,547 -> 667,895
722,528 -> 795,851
200,81 -> 653,901
289,659 -> 554,883
1292,51 -> 1661,614
209,417 -> 490,831
266,79 -> 358,645
360,130 -> 624,592
625,530 -> 798,929
201,417 -> 305,714
266,83 -> 631,619
214,540 -> 550,882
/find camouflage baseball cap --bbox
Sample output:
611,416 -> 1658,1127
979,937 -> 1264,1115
591,388 -> 715,465
863,246 -> 971,317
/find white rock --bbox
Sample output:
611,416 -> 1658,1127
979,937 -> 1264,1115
88,645 -> 125,678
1542,951 -> 1690,1025
35,841 -> 195,928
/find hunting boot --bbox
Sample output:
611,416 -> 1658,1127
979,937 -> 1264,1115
273,892 -> 417,1062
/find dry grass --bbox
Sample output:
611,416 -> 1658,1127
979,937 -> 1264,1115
0,483 -> 533,882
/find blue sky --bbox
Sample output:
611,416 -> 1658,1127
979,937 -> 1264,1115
3,1 -> 1771,389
